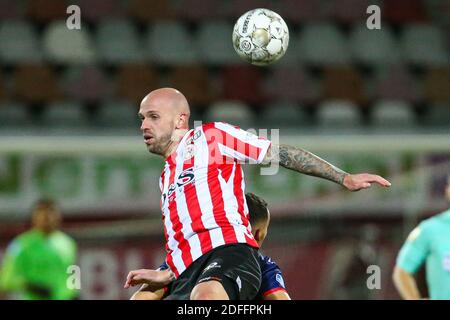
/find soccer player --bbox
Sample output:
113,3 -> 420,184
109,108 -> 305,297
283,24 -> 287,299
126,192 -> 291,300
137,88 -> 391,300
392,176 -> 450,300
0,199 -> 78,300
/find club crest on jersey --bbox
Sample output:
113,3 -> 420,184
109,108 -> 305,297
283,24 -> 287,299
184,144 -> 196,160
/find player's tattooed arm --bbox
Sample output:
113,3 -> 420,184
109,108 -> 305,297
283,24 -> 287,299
263,144 -> 391,191
268,144 -> 347,185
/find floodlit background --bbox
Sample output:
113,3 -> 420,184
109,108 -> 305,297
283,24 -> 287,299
0,0 -> 449,299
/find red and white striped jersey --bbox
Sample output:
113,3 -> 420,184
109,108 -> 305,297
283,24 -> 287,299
159,122 -> 271,277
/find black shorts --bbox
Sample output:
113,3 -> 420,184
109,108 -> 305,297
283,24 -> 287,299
164,243 -> 261,300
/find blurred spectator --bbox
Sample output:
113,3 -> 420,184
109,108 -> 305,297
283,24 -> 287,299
0,199 -> 78,300
393,175 -> 450,300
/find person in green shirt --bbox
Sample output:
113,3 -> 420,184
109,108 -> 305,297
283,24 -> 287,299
393,176 -> 450,300
0,198 -> 78,300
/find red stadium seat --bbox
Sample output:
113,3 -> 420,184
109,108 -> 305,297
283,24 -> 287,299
0,0 -> 24,19
77,0 -> 125,22
275,0 -> 325,24
167,65 -> 213,109
26,0 -> 68,23
175,0 -> 220,21
63,66 -> 111,104
330,0 -> 372,24
373,66 -> 421,104
424,68 -> 450,105
128,0 -> 174,22
383,0 -> 428,24
116,64 -> 159,104
264,66 -> 316,104
12,64 -> 60,104
221,65 -> 264,105
322,66 -> 366,106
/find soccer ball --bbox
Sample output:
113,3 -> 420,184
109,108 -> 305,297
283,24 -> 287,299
232,8 -> 289,66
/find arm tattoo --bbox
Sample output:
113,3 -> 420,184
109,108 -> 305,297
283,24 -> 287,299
276,144 -> 348,185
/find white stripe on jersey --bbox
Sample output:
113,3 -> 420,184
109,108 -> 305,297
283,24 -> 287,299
218,143 -> 258,164
174,148 -> 203,263
195,126 -> 226,248
217,164 -> 246,243
162,164 -> 185,273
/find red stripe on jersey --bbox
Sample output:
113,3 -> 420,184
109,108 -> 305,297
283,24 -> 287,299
233,163 -> 258,248
167,156 -> 193,273
206,142 -> 238,244
214,124 -> 263,161
182,152 -> 213,256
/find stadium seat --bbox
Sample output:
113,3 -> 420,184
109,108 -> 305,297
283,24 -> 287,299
63,66 -> 111,104
128,0 -> 174,22
205,100 -> 255,128
371,100 -> 416,129
373,66 -> 421,104
42,101 -> 88,127
261,101 -> 308,127
176,0 -> 221,21
26,0 -> 68,23
383,0 -> 427,25
349,25 -> 401,67
317,100 -> 361,128
166,65 -> 213,109
77,0 -> 124,22
0,0 -> 25,19
229,0 -> 272,18
96,18 -> 144,64
0,71 -> 6,102
97,100 -> 140,127
0,20 -> 42,64
400,24 -> 449,67
322,67 -> 366,106
43,20 -> 96,64
146,21 -> 199,65
116,64 -> 159,104
424,104 -> 450,127
221,65 -> 264,105
275,0 -> 325,24
12,65 -> 60,104
298,23 -> 351,65
264,65 -> 317,104
0,102 -> 29,127
330,0 -> 371,24
424,68 -> 450,105
196,21 -> 241,65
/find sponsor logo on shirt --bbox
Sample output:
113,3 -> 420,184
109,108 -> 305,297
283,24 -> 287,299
276,273 -> 285,288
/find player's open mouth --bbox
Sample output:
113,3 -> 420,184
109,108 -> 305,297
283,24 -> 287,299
143,134 -> 154,145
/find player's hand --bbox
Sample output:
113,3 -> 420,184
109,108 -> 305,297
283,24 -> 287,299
124,269 -> 173,289
343,173 -> 391,191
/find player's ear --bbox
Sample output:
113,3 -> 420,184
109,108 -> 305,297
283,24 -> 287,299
177,113 -> 188,129
254,229 -> 261,243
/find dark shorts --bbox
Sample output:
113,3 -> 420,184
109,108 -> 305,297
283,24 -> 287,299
164,243 -> 261,300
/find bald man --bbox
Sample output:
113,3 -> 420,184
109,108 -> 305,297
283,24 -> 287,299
137,88 -> 391,300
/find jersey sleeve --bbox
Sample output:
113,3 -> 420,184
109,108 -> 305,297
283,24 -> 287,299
258,256 -> 287,298
396,222 -> 430,274
203,122 -> 271,164
157,261 -> 169,271
0,240 -> 25,292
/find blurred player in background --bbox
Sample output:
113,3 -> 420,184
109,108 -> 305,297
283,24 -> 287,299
125,192 -> 290,300
393,175 -> 450,300
138,87 -> 391,300
0,198 -> 78,300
